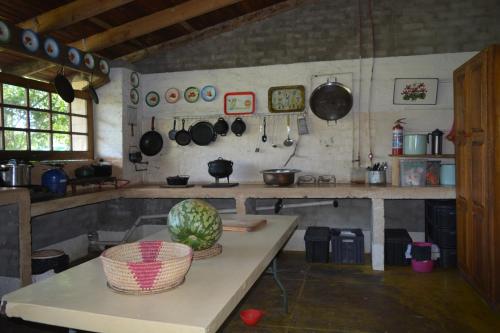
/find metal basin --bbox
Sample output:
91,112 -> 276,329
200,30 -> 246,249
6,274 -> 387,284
261,169 -> 301,186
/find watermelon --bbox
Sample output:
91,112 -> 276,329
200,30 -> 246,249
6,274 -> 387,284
167,199 -> 222,251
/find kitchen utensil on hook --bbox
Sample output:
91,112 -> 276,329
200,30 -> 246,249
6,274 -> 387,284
297,115 -> 309,135
262,117 -> 267,142
87,72 -> 99,104
283,115 -> 294,147
168,119 -> 177,140
53,67 -> 75,103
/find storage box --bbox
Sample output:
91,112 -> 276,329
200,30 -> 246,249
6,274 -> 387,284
304,227 -> 330,263
385,229 -> 412,265
400,159 -> 426,186
426,161 -> 441,186
331,228 -> 364,264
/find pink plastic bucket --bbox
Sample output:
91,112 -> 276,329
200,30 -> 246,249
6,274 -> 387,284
411,242 -> 434,273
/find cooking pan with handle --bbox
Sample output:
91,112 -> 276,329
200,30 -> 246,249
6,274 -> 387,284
175,119 -> 191,146
189,121 -> 216,146
309,81 -> 353,122
140,117 -> 163,156
53,67 -> 75,103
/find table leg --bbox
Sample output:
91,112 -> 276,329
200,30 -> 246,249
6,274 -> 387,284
371,198 -> 385,271
267,257 -> 288,313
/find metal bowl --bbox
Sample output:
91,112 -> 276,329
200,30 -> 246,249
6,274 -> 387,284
261,169 -> 301,186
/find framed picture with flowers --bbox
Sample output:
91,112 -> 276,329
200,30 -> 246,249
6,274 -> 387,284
393,78 -> 438,105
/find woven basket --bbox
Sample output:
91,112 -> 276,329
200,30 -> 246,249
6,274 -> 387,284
101,241 -> 193,294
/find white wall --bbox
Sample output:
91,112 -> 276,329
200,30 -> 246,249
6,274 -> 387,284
99,52 -> 475,184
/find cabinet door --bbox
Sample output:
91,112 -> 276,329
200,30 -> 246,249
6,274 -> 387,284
465,51 -> 491,296
453,66 -> 470,272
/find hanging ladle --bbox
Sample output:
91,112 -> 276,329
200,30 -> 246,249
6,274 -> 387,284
283,115 -> 294,147
262,117 -> 267,142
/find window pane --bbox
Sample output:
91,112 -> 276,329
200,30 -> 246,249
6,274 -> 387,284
4,108 -> 27,128
3,84 -> 27,106
30,111 -> 50,130
71,98 -> 87,115
30,132 -> 51,151
51,93 -> 69,113
53,133 -> 70,151
52,114 -> 70,132
0,130 -> 3,150
71,116 -> 87,133
29,89 -> 50,109
5,130 -> 27,150
72,134 -> 88,151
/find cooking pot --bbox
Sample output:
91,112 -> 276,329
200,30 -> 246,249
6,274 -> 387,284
309,80 -> 353,121
166,175 -> 190,186
0,159 -> 32,186
74,166 -> 94,178
92,160 -> 112,177
404,134 -> 428,155
208,157 -> 233,180
261,169 -> 301,186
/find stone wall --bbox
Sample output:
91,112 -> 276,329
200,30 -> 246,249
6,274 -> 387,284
135,0 -> 500,73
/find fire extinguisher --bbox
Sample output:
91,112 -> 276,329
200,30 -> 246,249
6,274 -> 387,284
392,118 -> 406,155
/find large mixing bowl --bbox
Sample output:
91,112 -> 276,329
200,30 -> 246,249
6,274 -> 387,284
261,169 -> 301,186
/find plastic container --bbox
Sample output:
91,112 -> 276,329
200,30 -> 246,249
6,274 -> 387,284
367,171 -> 386,185
304,226 -> 330,263
403,134 -> 428,155
440,164 -> 455,185
331,229 -> 364,264
240,309 -> 264,326
385,229 -> 412,265
32,249 -> 69,275
400,159 -> 426,186
426,161 -> 441,186
411,242 -> 434,273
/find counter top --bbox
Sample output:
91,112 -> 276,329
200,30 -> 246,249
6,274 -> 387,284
23,183 -> 456,217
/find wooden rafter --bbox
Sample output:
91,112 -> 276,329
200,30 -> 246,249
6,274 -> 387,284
120,0 -> 307,63
17,0 -> 134,33
8,0 -> 242,77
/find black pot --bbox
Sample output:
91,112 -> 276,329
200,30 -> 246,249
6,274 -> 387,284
214,117 -> 229,136
166,175 -> 190,186
74,166 -> 94,178
231,118 -> 246,136
208,157 -> 233,179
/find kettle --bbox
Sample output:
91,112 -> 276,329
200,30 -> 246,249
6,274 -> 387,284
428,129 -> 444,155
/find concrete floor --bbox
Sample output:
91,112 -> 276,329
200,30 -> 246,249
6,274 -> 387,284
1,252 -> 499,333
219,252 -> 500,333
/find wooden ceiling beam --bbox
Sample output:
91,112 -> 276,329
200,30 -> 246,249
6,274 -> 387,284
120,0 -> 306,63
69,0 -> 243,52
17,0 -> 134,33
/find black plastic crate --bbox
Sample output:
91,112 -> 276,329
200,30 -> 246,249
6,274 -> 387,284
438,248 -> 457,268
429,227 -> 457,249
331,229 -> 364,264
304,226 -> 330,263
425,200 -> 456,229
385,229 -> 412,265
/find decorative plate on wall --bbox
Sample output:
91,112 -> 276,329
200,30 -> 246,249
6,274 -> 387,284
83,53 -> 95,70
130,88 -> 139,105
145,91 -> 160,107
184,87 -> 199,103
68,47 -> 81,66
21,30 -> 39,52
99,59 -> 110,75
165,88 -> 180,103
43,37 -> 60,59
268,85 -> 305,113
0,20 -> 11,43
201,85 -> 217,102
224,92 -> 256,115
130,72 -> 139,88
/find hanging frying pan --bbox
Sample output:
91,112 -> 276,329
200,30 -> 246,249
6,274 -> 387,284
189,121 -> 216,146
309,80 -> 353,122
140,117 -> 163,156
168,119 -> 177,140
175,119 -> 191,146
53,67 -> 75,103
87,72 -> 99,104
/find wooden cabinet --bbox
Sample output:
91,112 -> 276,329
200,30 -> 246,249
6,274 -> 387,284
453,45 -> 500,305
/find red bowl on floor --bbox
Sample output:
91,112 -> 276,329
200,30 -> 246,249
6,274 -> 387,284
240,309 -> 264,326
412,259 -> 434,273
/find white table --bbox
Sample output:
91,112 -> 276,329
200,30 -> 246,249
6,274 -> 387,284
1,215 -> 298,333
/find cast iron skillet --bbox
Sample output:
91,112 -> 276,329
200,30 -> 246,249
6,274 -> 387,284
231,117 -> 246,136
53,68 -> 75,103
190,121 -> 216,146
175,119 -> 191,146
168,119 -> 177,140
214,117 -> 229,136
140,117 -> 163,156
309,81 -> 353,122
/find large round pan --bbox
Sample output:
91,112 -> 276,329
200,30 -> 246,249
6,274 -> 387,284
140,117 -> 163,156
53,70 -> 75,103
190,121 -> 216,146
309,81 -> 353,121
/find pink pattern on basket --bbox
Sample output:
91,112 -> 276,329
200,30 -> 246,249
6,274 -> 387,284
139,240 -> 163,262
128,261 -> 162,289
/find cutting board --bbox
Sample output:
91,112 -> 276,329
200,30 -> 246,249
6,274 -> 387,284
222,218 -> 267,232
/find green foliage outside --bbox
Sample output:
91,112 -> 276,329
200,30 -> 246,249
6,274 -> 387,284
1,84 -> 74,151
